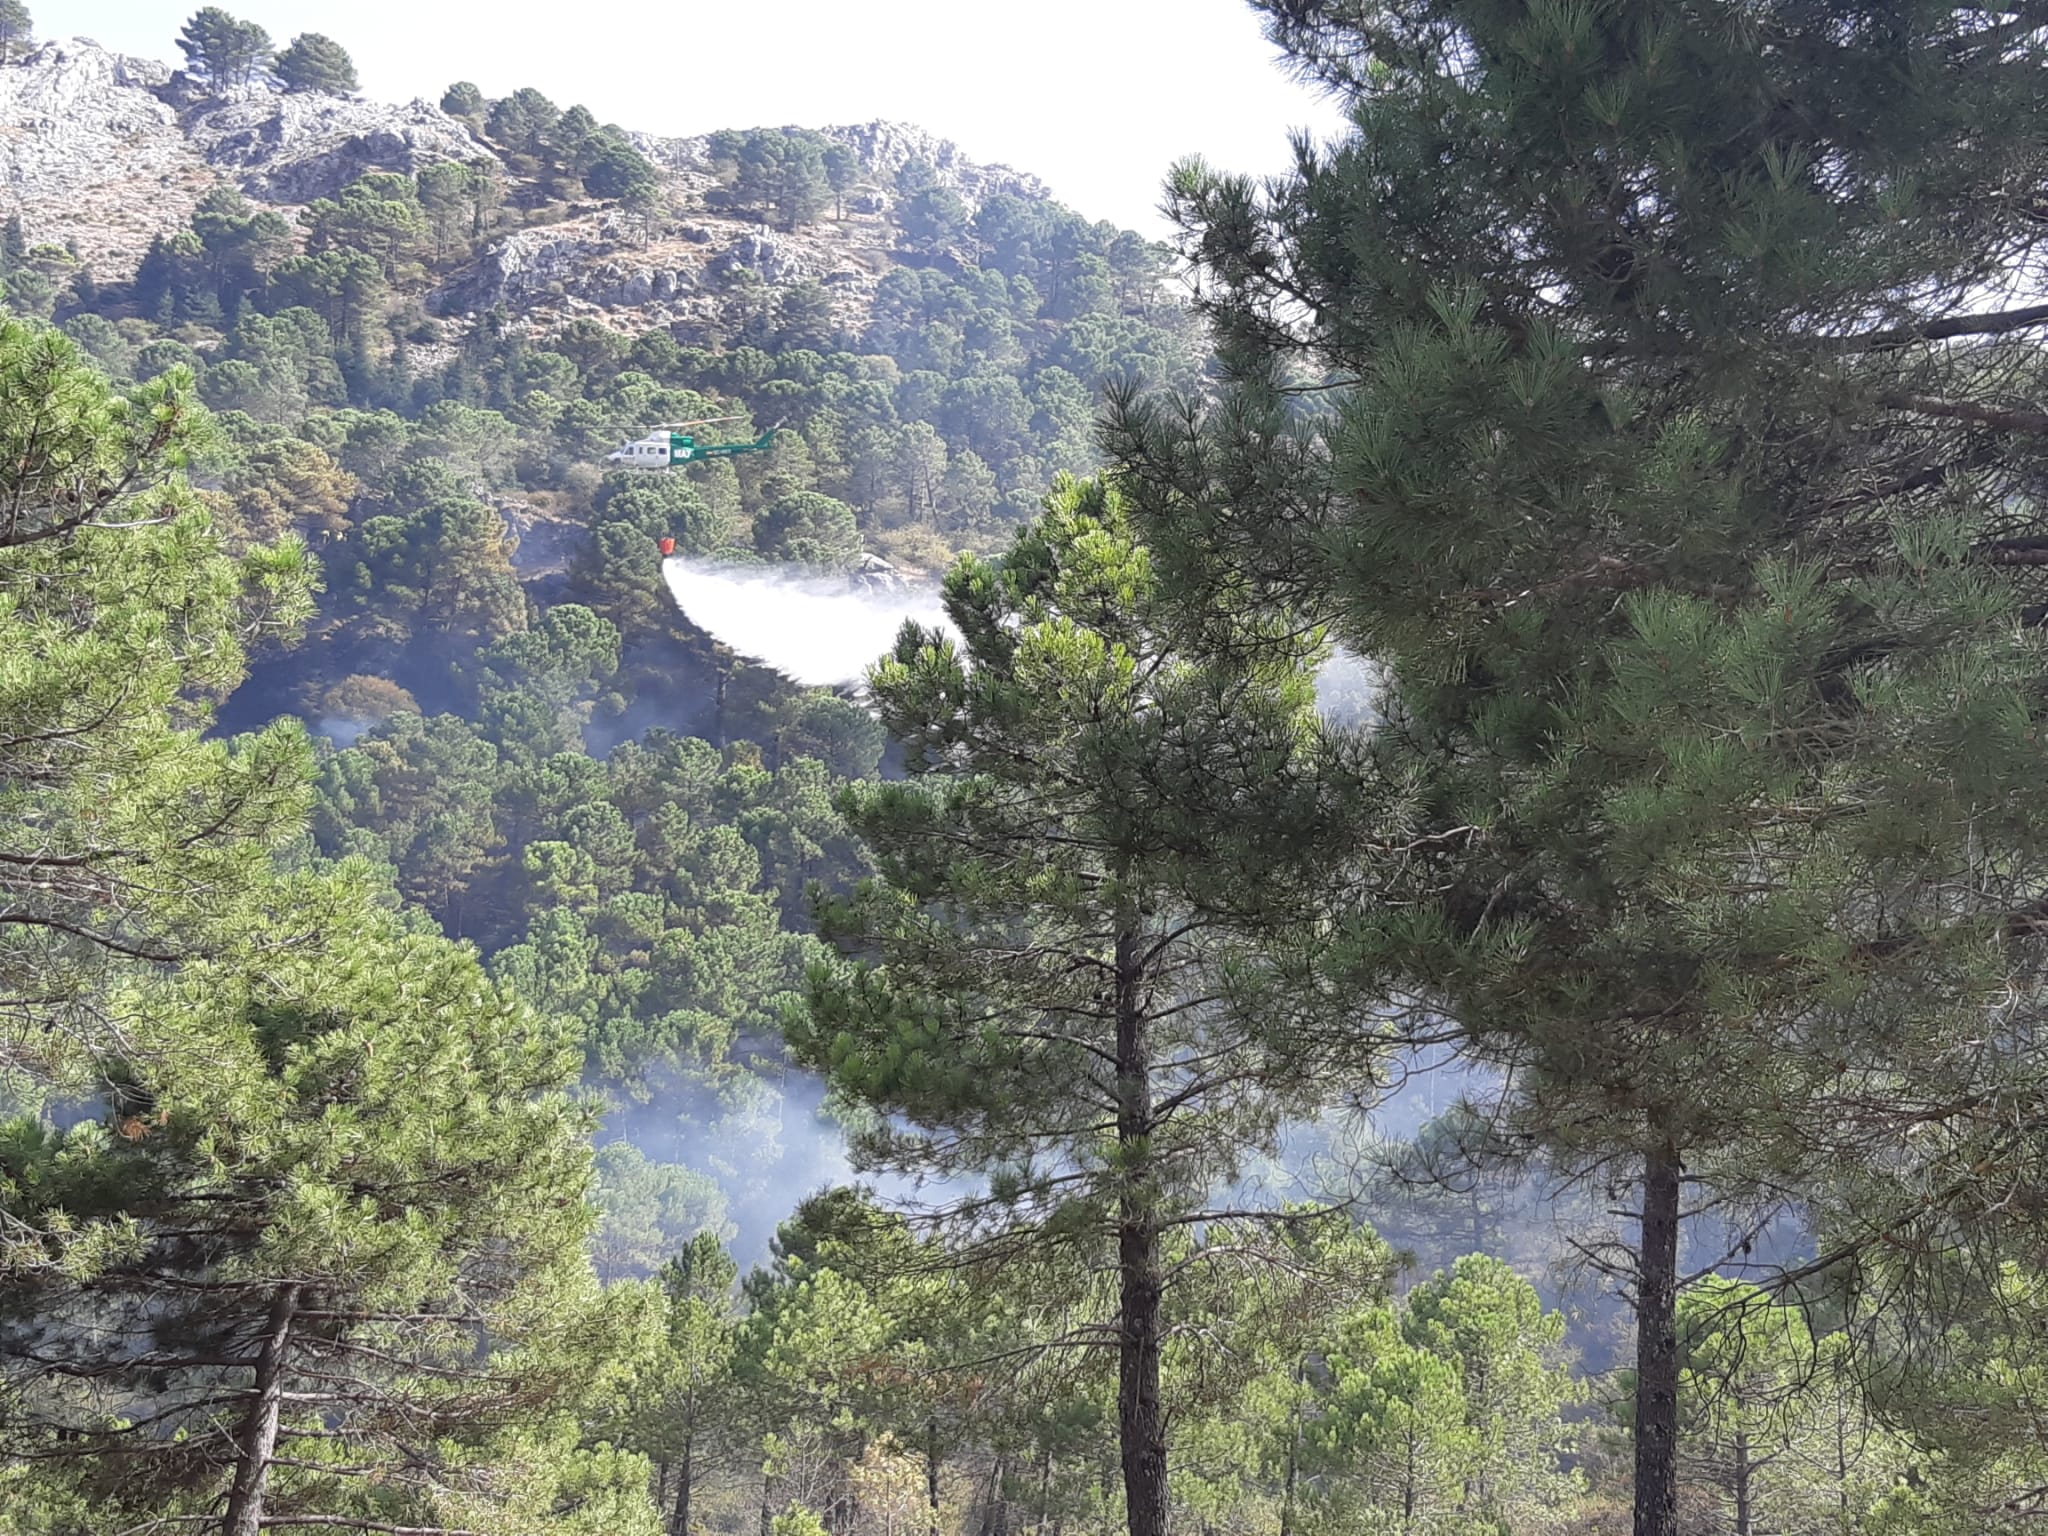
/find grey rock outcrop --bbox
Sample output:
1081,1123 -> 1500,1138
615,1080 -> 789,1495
850,553 -> 911,593
709,232 -> 816,285
0,34 -> 1063,338
592,261 -> 697,307
640,119 -> 1049,216
186,89 -> 488,203
435,227 -> 610,312
817,121 -> 1049,208
0,38 -> 206,275
0,38 -> 493,278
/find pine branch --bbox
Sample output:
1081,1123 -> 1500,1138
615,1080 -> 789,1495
1975,536 -> 2048,566
0,912 -> 181,963
1878,392 -> 2048,435
1823,302 -> 2048,352
1818,449 -> 1997,518
1584,302 -> 2048,359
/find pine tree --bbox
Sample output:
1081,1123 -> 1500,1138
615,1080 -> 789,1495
0,319 -> 313,1209
728,131 -> 830,232
754,488 -> 862,569
1110,5 -> 2048,1533
0,1 -> 32,64
272,31 -> 359,95
440,79 -> 485,122
0,891 -> 646,1532
1168,1211 -> 1398,1536
487,86 -> 561,158
583,131 -> 661,203
738,1191 -> 1025,1536
900,187 -> 969,256
1401,1253 -> 1582,1521
0,320 -> 649,1529
792,476 -> 1363,1536
616,1232 -> 742,1536
176,7 -> 273,90
1674,1279 -> 1909,1534
823,142 -> 860,221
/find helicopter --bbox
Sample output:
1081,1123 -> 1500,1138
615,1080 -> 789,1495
607,415 -> 780,469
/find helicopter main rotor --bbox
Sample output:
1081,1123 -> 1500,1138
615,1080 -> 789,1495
641,414 -> 749,433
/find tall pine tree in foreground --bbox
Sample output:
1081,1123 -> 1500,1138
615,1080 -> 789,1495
0,899 -> 652,1535
793,477 -> 1369,1536
1112,5 -> 2048,1532
0,319 -> 653,1533
0,318 -> 314,1266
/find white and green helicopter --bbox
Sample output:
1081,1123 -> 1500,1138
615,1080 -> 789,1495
607,415 -> 779,469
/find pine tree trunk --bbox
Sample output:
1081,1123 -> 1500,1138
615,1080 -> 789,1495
977,1456 -> 1007,1536
1278,1359 -> 1303,1536
1836,1400 -> 1851,1517
222,1282 -> 300,1536
1732,1427 -> 1754,1536
1633,1129 -> 1683,1536
926,1417 -> 943,1536
1114,927 -> 1169,1536
669,1426 -> 694,1536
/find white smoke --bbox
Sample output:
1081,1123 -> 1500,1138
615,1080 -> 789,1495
314,715 -> 373,747
665,560 -> 958,686
1315,647 -> 1383,730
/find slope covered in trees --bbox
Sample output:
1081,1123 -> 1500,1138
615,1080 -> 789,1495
9,5 -> 2048,1536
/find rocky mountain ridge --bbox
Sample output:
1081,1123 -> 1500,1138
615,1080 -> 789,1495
635,119 -> 1049,209
0,38 -> 485,275
1,36 -> 1064,344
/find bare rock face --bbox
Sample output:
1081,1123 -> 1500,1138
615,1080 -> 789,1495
589,260 -> 698,307
435,214 -> 881,335
639,119 -> 1049,215
0,37 -> 490,279
0,39 -> 209,277
710,232 -> 816,285
435,226 -> 611,313
0,35 -> 1059,333
850,553 -> 912,593
186,89 -> 489,203
817,121 -> 1049,209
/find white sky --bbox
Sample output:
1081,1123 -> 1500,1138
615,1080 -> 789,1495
47,0 -> 1353,235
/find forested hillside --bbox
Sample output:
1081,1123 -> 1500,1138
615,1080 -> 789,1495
8,4 -> 2048,1536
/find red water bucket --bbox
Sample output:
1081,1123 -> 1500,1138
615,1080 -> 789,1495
658,537 -> 676,556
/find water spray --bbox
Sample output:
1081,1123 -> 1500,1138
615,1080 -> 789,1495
664,559 -> 959,687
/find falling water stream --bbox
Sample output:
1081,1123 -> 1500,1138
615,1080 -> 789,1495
664,559 -> 958,686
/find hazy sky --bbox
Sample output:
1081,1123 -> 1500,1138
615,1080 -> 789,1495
48,0 -> 1353,235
